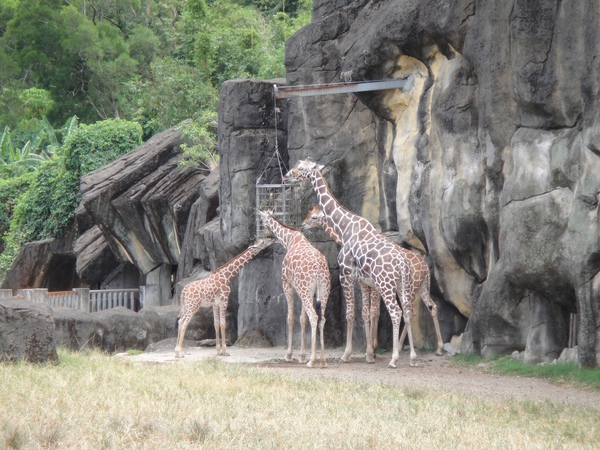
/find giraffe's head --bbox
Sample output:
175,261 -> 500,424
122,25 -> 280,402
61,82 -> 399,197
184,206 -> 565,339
257,210 -> 276,237
301,205 -> 326,231
283,159 -> 324,183
250,236 -> 276,251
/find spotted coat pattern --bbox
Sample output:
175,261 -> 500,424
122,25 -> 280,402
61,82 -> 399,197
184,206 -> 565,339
286,159 -> 416,368
302,205 -> 444,356
259,210 -> 331,368
174,238 -> 275,358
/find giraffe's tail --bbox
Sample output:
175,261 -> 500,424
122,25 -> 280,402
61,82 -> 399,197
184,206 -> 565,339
315,300 -> 322,320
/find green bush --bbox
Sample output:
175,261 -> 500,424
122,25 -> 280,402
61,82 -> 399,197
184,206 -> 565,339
63,118 -> 142,176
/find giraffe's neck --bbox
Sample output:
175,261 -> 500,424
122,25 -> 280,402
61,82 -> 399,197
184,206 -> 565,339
310,170 -> 354,240
319,218 -> 342,246
215,246 -> 262,281
264,215 -> 298,250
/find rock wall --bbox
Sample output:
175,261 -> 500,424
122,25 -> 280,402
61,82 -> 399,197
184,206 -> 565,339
276,0 -> 599,366
6,1 -> 598,366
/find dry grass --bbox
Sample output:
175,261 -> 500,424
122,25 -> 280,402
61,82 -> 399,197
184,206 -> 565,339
1,349 -> 599,449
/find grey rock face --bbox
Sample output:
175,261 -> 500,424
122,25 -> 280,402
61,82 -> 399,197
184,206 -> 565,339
77,128 -> 207,300
280,0 -> 600,365
0,298 -> 58,363
2,238 -> 78,291
52,307 -> 106,351
94,306 -> 164,352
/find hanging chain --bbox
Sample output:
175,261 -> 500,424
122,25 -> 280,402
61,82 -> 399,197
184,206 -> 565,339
256,84 -> 288,185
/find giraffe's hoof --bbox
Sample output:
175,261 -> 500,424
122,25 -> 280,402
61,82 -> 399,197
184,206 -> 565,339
284,355 -> 293,362
388,361 -> 397,369
410,360 -> 418,367
306,360 -> 314,368
320,361 -> 328,369
365,356 -> 375,364
174,353 -> 183,359
298,355 -> 308,364
219,352 -> 230,357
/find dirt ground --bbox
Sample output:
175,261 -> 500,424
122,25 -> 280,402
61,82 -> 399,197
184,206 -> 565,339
123,342 -> 600,411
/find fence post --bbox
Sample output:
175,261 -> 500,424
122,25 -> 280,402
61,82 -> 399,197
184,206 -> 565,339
18,288 -> 48,303
0,289 -> 14,298
139,286 -> 145,310
75,288 -> 90,313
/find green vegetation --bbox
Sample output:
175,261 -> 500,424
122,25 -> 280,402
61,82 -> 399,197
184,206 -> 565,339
0,0 -> 312,283
0,349 -> 598,448
455,354 -> 600,391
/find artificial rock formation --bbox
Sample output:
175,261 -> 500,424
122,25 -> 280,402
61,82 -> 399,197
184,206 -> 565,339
0,298 -> 58,363
279,0 -> 600,366
76,127 -> 208,305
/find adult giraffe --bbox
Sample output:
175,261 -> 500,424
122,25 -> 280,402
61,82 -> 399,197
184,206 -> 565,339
301,205 -> 382,356
285,159 -> 416,368
302,205 -> 444,357
175,238 -> 275,358
259,210 -> 331,368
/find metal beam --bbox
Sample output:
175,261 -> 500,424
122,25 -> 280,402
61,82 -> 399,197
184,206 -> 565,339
274,78 -> 411,99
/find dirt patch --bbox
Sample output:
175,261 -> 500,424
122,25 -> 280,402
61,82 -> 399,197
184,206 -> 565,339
123,344 -> 600,410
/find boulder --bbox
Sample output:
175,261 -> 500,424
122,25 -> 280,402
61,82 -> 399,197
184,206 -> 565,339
52,307 -> 106,351
0,298 -> 58,363
94,307 -> 163,352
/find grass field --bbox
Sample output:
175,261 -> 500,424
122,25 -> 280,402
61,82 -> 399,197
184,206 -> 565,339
1,349 -> 599,449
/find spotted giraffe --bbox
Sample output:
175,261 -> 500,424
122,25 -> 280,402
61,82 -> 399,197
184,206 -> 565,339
175,238 -> 275,358
285,159 -> 416,368
301,205 -> 382,355
302,205 -> 443,356
259,210 -> 331,368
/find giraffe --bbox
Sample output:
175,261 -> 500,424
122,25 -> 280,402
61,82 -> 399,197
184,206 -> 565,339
285,159 -> 416,368
301,205 -> 382,355
174,237 -> 275,358
302,205 -> 444,356
258,210 -> 331,368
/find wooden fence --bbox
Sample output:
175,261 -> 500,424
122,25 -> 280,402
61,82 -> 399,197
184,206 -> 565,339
0,287 -> 145,313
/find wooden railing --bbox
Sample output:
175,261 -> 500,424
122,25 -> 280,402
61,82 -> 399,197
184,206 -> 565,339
3,287 -> 145,313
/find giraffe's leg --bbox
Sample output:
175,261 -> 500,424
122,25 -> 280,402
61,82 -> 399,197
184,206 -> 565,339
383,292 -> 402,368
175,313 -> 191,358
304,302 -> 319,368
359,284 -> 375,364
399,314 -> 408,351
212,305 -> 221,355
219,304 -> 230,356
340,272 -> 355,363
402,306 -> 418,366
419,280 -> 444,355
318,280 -> 330,368
283,282 -> 295,362
318,310 -> 327,368
298,305 -> 308,364
370,290 -> 381,355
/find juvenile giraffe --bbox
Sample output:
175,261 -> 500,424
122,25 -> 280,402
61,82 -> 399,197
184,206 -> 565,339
174,238 -> 275,358
302,205 -> 443,356
259,210 -> 331,368
285,159 -> 415,368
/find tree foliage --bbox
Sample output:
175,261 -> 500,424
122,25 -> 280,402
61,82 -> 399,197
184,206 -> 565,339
0,0 -> 312,282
